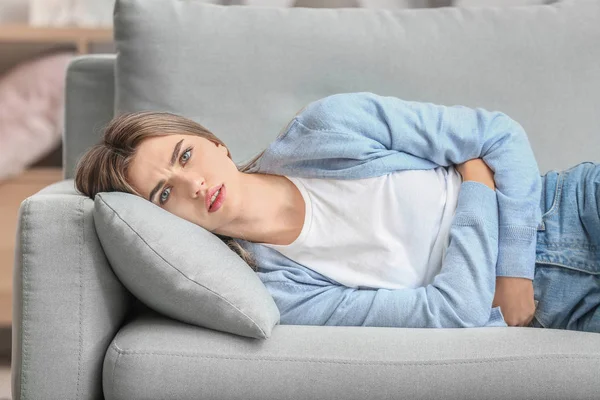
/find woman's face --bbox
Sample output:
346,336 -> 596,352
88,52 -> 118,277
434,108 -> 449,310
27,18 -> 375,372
127,133 -> 240,230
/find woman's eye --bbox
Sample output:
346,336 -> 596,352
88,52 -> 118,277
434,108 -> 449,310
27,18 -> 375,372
160,187 -> 171,205
181,147 -> 192,163
160,147 -> 193,206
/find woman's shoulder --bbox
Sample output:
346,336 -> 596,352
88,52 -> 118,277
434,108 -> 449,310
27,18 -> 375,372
294,92 -> 382,131
299,92 -> 380,114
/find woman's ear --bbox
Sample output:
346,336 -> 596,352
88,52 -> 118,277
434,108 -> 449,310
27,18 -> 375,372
217,142 -> 230,158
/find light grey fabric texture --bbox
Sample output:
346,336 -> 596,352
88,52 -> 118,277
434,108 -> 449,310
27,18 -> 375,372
12,193 -> 133,400
115,0 -> 599,174
36,178 -> 79,196
93,192 -> 280,339
104,307 -> 600,400
13,1 -> 600,399
64,54 -> 116,180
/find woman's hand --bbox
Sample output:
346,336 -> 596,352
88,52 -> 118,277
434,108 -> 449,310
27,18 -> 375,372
493,277 -> 536,327
455,158 -> 496,190
456,159 -> 535,326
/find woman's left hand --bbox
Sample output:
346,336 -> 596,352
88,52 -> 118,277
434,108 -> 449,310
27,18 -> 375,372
492,277 -> 536,327
455,158 -> 496,190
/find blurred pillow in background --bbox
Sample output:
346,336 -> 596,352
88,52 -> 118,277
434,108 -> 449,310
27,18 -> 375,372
0,52 -> 74,182
0,0 -> 29,24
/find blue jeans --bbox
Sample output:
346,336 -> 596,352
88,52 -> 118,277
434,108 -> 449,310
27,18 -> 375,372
530,162 -> 600,332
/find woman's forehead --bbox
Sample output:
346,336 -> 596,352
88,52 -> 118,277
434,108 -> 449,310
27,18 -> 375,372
141,133 -> 209,151
140,134 -> 182,151
131,134 -> 206,180
129,136 -> 183,188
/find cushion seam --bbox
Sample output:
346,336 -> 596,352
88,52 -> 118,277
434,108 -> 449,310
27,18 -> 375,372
21,197 -> 32,399
105,345 -> 600,366
110,347 -> 121,400
76,197 -> 84,398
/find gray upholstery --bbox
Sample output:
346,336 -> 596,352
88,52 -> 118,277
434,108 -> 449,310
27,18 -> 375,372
63,54 -> 116,180
93,191 -> 280,339
12,193 -> 133,399
35,179 -> 79,196
115,0 -> 599,174
12,1 -> 600,399
104,308 -> 600,400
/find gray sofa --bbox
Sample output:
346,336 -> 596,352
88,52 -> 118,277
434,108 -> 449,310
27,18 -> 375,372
12,1 -> 600,399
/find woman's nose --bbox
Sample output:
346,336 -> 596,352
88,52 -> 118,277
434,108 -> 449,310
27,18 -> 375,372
174,171 -> 204,198
189,177 -> 204,198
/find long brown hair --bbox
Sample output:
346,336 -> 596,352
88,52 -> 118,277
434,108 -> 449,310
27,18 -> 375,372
74,111 -> 266,271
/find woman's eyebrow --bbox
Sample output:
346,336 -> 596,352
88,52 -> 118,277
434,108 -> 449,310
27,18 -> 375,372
148,138 -> 184,203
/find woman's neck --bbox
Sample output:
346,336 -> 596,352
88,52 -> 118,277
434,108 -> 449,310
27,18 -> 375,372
216,172 -> 305,245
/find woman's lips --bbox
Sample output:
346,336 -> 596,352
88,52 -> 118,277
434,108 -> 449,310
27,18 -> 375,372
208,184 -> 225,213
206,184 -> 223,211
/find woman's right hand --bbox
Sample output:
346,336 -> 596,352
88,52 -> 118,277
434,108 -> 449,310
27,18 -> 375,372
455,158 -> 496,191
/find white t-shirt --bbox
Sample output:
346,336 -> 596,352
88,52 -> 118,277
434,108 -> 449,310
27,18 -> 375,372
256,166 -> 464,290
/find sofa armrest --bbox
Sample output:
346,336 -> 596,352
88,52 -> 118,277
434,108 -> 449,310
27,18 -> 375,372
12,184 -> 134,400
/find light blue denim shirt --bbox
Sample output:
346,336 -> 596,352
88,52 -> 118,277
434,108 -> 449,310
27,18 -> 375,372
235,92 -> 542,328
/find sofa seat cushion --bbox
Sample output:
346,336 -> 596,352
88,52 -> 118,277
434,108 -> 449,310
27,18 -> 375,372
103,307 -> 600,400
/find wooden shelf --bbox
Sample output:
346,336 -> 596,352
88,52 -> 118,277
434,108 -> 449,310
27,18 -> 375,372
0,167 -> 64,327
0,24 -> 113,54
0,25 -> 113,42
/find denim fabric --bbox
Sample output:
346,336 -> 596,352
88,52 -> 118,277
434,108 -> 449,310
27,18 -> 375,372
531,162 -> 600,332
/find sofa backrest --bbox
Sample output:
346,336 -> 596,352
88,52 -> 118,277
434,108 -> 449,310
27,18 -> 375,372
115,0 -> 599,174
64,55 -> 116,179
65,0 -> 600,178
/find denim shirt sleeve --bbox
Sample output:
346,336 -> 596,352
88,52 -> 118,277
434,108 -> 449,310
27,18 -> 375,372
257,181 -> 499,328
296,92 -> 542,281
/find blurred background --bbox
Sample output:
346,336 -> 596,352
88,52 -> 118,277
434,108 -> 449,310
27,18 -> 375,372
0,0 -> 557,398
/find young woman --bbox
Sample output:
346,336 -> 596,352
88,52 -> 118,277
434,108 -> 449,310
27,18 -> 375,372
74,92 -> 599,333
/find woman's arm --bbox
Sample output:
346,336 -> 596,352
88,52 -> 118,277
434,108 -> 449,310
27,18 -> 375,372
257,179 -> 500,328
456,158 -> 496,190
292,92 -> 542,282
458,158 -> 535,327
